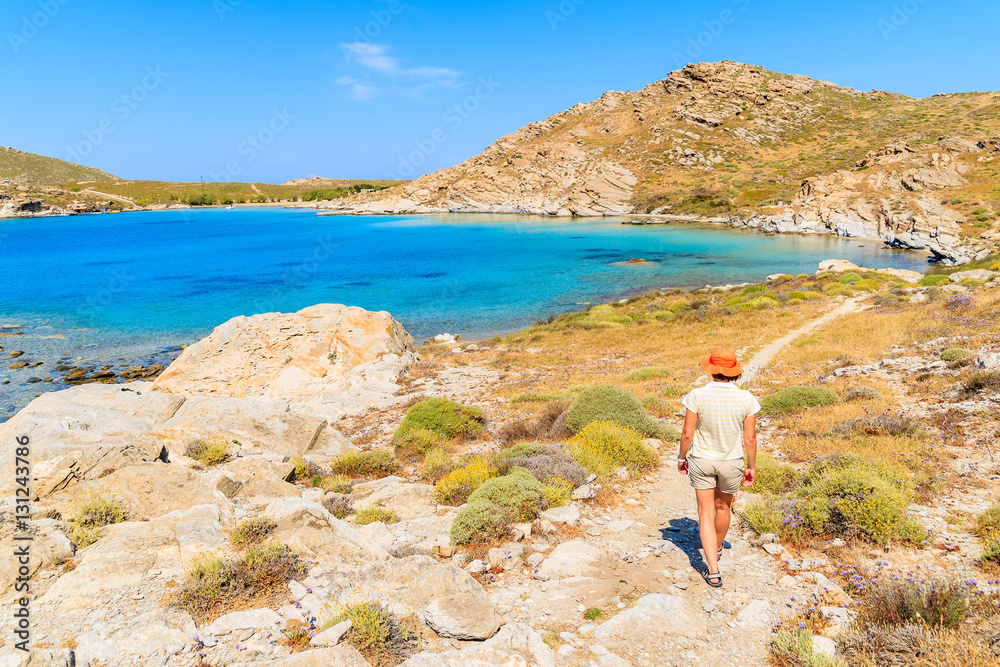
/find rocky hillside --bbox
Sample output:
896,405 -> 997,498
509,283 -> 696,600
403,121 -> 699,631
335,61 -> 1000,262
0,146 -> 117,185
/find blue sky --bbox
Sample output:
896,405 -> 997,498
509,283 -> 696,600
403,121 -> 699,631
3,0 -> 998,183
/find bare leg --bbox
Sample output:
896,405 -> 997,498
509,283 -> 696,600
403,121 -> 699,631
714,489 -> 734,552
695,488 -> 720,574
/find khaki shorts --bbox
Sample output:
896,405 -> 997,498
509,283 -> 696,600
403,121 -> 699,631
688,456 -> 744,495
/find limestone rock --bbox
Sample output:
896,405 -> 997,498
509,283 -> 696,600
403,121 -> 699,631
152,304 -> 417,420
540,504 -> 581,526
151,395 -> 341,458
351,477 -> 436,520
538,539 -> 604,579
950,269 -> 999,283
310,619 -> 352,647
423,593 -> 502,640
818,259 -> 860,273
46,463 -> 223,521
0,383 -> 179,497
204,607 -> 284,635
401,623 -> 555,667
593,594 -> 701,640
247,645 -> 371,666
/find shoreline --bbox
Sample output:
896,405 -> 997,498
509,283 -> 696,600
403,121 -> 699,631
0,204 -> 945,265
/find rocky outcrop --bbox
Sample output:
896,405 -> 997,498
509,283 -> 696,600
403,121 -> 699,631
727,137 -> 993,264
152,304 -> 417,420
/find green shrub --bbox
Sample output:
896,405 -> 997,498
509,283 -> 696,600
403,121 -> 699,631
289,456 -> 326,481
786,290 -> 824,301
542,478 -> 573,508
853,279 -> 879,292
450,499 -> 513,545
743,496 -> 783,535
323,601 -> 417,664
510,391 -> 573,403
355,506 -> 399,525
844,385 -> 882,402
838,272 -> 863,284
434,457 -> 497,505
565,384 -> 666,438
185,436 -> 231,466
941,348 -> 970,362
228,517 -> 276,548
315,474 -> 353,494
823,284 -> 854,297
393,428 -> 445,461
667,299 -> 691,314
567,421 -> 657,480
393,398 -> 485,442
919,274 -> 950,286
175,544 -> 307,622
770,627 -> 844,667
329,449 -> 400,478
741,283 -> 768,295
747,455 -> 799,495
420,447 -> 458,483
759,386 -> 841,414
583,607 -> 603,620
69,492 -> 127,549
466,468 -> 547,521
799,456 -> 915,544
623,366 -> 671,382
739,296 -> 779,310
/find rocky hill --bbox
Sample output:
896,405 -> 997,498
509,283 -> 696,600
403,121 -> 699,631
334,61 -> 1000,263
0,146 -> 117,185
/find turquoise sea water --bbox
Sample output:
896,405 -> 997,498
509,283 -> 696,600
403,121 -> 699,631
1,207 -> 929,418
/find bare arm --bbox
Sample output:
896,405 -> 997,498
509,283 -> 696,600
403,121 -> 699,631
677,409 -> 697,475
742,414 -> 757,487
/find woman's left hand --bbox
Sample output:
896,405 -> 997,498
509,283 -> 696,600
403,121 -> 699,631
677,460 -> 689,476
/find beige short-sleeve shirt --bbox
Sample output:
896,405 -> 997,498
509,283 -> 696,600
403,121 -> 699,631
682,382 -> 761,460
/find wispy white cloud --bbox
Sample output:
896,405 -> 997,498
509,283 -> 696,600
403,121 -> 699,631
349,84 -> 378,101
336,43 -> 461,100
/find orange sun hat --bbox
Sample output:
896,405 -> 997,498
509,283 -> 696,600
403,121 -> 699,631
701,347 -> 743,377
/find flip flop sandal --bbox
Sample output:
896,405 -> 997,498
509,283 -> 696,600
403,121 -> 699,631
717,548 -> 724,562
702,570 -> 723,588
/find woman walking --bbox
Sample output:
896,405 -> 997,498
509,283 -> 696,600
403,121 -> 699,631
677,348 -> 760,588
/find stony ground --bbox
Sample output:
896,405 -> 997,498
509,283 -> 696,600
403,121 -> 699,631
7,278 -> 1000,667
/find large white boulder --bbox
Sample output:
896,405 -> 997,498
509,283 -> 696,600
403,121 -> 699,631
152,304 -> 417,420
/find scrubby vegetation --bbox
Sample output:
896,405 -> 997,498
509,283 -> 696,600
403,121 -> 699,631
175,544 -> 307,622
744,455 -> 925,545
323,601 -> 418,665
321,493 -> 354,519
185,436 -> 232,466
68,492 -> 127,549
565,384 -> 671,439
567,421 -> 658,481
843,385 -> 882,402
759,386 -> 841,415
330,449 -> 400,478
494,443 -> 588,486
228,517 -> 276,549
466,469 -> 547,522
623,366 -> 671,382
355,506 -> 399,525
435,457 -> 496,505
746,454 -> 799,495
450,499 -> 514,545
393,398 -> 485,443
